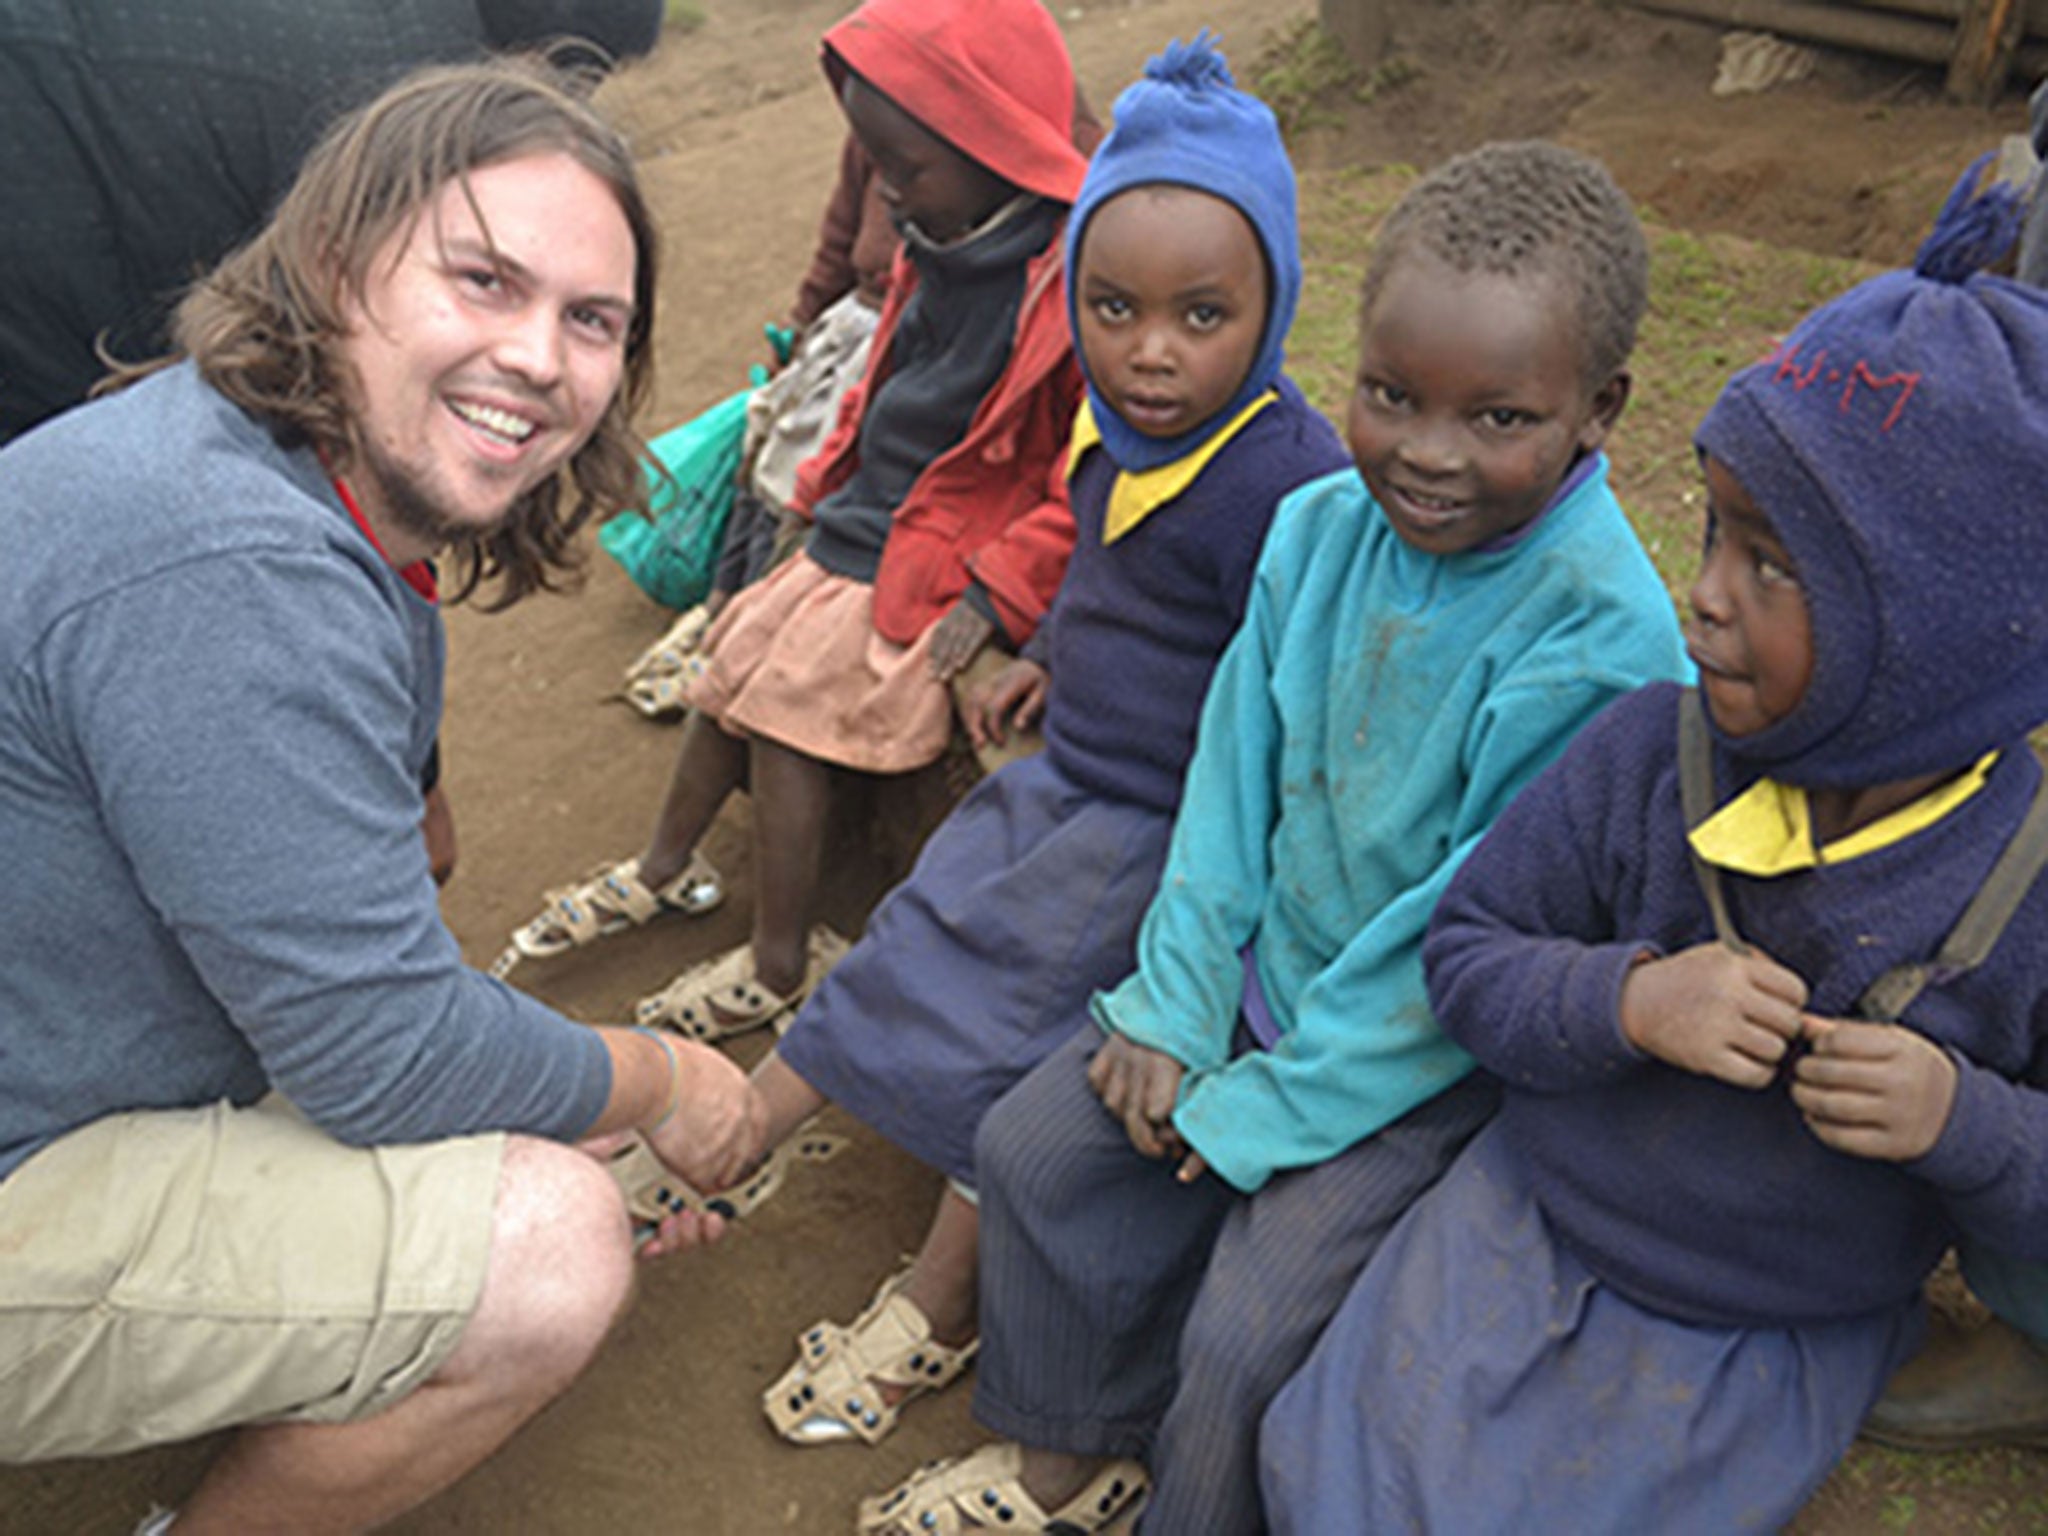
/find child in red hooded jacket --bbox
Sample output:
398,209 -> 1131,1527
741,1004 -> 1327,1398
501,0 -> 1091,1054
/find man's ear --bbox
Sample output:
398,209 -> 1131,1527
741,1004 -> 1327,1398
1577,368 -> 1631,454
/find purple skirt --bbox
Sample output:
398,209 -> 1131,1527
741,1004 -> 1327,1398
1260,1122 -> 1923,1534
777,751 -> 1173,1184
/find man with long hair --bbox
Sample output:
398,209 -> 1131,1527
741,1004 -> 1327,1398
0,59 -> 751,1533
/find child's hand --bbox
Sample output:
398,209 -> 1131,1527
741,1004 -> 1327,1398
928,601 -> 995,681
1791,1017 -> 1958,1162
965,657 -> 1048,748
1089,1032 -> 1189,1163
1618,942 -> 1809,1088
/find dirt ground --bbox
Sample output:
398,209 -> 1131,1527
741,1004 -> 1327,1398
8,1 -> 2044,1531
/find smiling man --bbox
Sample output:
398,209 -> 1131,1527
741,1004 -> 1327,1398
0,61 -> 754,1534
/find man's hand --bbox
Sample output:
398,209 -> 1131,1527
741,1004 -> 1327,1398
1791,1017 -> 1958,1162
628,1040 -> 767,1259
645,1040 -> 766,1197
1618,942 -> 1809,1088
1088,1033 -> 1206,1182
965,657 -> 1048,749
928,601 -> 995,681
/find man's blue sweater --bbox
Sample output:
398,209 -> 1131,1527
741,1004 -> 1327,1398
0,365 -> 610,1180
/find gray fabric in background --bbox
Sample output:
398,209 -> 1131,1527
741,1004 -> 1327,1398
0,0 -> 661,441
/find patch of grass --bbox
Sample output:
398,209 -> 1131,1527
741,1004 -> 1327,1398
1790,1434 -> 2048,1530
1291,165 -> 1407,416
664,0 -> 705,31
1355,55 -> 1422,108
1623,230 -> 1864,598
1249,19 -> 1363,137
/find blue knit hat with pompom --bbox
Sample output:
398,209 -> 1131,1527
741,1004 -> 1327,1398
1066,32 -> 1298,473
1695,155 -> 2048,787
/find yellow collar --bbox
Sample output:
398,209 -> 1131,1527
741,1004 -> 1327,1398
1068,391 -> 1279,544
1688,751 -> 2000,877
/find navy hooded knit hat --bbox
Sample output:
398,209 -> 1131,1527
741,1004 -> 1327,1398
1694,157 -> 2048,788
1066,33 -> 1299,473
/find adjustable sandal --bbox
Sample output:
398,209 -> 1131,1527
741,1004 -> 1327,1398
622,602 -> 714,686
633,926 -> 849,1041
857,1442 -> 1148,1534
607,1122 -> 846,1230
490,855 -> 724,977
765,1268 -> 978,1447
621,657 -> 705,721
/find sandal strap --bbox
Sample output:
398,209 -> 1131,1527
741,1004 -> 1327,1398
634,944 -> 785,1037
857,1443 -> 1147,1534
498,856 -> 725,976
579,858 -> 665,926
611,1123 -> 844,1226
838,1277 -> 978,1393
648,853 -> 722,913
546,853 -> 724,941
624,667 -> 699,718
622,603 -> 713,685
766,1270 -> 977,1447
583,855 -> 719,923
518,861 -> 639,951
634,925 -> 846,1040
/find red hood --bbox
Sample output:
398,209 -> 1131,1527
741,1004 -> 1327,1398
822,0 -> 1089,205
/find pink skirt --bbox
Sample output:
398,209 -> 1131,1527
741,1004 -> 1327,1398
687,552 -> 953,773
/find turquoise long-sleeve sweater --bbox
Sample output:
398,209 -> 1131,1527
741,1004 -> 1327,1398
1093,457 -> 1687,1193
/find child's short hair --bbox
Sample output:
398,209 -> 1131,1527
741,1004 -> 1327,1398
1361,141 -> 1648,390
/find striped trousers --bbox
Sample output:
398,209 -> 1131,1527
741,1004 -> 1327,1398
973,1024 -> 1498,1535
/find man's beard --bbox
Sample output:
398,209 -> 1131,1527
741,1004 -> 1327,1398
356,436 -> 539,555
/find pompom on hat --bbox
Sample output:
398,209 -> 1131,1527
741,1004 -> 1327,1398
1694,155 -> 2048,788
1066,32 -> 1299,472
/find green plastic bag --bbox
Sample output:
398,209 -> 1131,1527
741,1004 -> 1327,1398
600,383 -> 755,611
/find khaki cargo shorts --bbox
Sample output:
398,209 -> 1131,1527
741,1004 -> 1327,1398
0,1096 -> 503,1461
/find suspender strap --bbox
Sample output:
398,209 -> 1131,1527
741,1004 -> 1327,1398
1855,758 -> 2048,1022
1678,688 -> 2048,1021
1678,688 -> 1748,954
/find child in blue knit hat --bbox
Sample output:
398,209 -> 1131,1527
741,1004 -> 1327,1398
1262,166 -> 2048,1534
862,139 -> 1688,1533
695,32 -> 1352,1485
